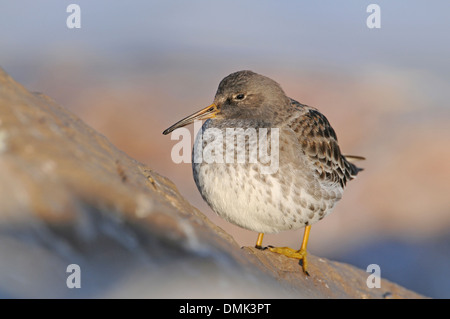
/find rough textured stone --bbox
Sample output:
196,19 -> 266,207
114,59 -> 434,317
0,67 -> 424,298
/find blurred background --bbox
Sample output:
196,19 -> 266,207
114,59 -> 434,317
1,0 -> 449,298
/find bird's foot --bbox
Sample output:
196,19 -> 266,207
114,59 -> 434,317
267,246 -> 309,275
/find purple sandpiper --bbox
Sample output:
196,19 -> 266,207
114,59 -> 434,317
163,70 -> 364,274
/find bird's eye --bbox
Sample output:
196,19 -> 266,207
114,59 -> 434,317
235,93 -> 246,100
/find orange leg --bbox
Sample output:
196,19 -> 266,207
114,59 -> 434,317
268,225 -> 311,275
255,233 -> 264,249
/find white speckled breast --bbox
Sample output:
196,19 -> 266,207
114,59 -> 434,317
192,119 -> 343,234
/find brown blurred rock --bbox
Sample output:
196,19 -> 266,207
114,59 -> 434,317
0,67 -> 424,298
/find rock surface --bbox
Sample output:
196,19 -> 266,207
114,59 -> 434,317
0,67 -> 424,298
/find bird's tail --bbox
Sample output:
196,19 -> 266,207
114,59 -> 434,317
343,155 -> 365,177
344,155 -> 366,162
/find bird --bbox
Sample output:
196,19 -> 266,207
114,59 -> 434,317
162,70 -> 363,274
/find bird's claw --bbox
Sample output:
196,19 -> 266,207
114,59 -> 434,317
268,246 -> 309,275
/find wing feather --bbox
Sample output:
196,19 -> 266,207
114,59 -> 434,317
287,99 -> 363,188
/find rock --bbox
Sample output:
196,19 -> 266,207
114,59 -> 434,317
0,67 -> 424,298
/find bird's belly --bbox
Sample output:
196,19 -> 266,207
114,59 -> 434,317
193,162 -> 339,233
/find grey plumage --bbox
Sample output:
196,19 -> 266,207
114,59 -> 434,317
186,70 -> 363,233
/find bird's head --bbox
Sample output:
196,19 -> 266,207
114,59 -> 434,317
163,70 -> 290,135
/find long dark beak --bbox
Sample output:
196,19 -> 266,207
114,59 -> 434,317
162,103 -> 219,135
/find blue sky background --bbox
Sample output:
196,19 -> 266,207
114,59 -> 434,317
1,1 -> 449,112
1,1 -> 449,74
